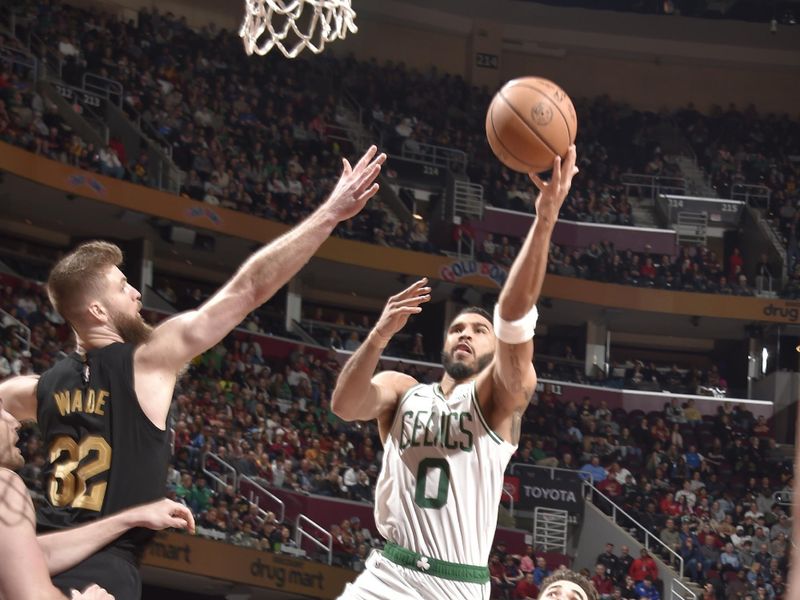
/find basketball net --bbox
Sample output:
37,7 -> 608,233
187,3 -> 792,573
239,0 -> 358,59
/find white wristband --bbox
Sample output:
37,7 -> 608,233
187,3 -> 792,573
493,303 -> 538,344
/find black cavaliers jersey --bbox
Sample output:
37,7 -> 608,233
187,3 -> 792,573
36,342 -> 170,561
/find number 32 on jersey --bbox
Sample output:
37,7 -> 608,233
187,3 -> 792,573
48,435 -> 111,511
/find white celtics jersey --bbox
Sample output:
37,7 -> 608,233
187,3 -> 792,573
374,380 -> 517,566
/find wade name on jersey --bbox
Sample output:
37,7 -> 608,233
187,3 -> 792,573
52,387 -> 110,417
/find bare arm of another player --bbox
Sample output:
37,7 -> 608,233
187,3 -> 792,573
477,147 -> 578,441
135,147 -> 386,423
37,498 -> 194,576
0,468 -> 77,599
0,375 -> 39,422
787,406 -> 800,598
331,279 -> 430,430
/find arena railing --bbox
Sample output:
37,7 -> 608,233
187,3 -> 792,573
238,474 -> 286,525
295,514 -> 333,565
732,183 -> 771,210
501,485 -> 515,517
400,140 -> 467,173
0,43 -> 38,80
671,577 -> 697,600
584,480 -> 684,579
0,307 -> 31,353
201,451 -> 238,492
743,202 -> 787,286
621,173 -> 687,202
81,73 -> 123,109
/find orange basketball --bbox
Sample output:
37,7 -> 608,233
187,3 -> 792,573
485,77 -> 578,174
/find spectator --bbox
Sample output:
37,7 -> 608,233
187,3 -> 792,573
616,545 -> 634,585
675,480 -> 698,509
684,399 -> 703,425
518,545 -> 535,575
719,542 -> 741,573
629,548 -> 658,583
770,514 -> 791,540
634,577 -> 660,600
513,572 -> 539,600
699,535 -> 721,577
533,556 -> 551,587
619,574 -> 638,599
580,455 -> 607,482
596,543 -> 619,582
680,537 -> 703,581
501,555 -> 524,598
490,553 -> 506,599
591,564 -> 615,599
660,518 -> 681,554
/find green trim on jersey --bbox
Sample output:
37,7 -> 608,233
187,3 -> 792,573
470,381 -> 504,445
432,383 -> 447,402
382,541 -> 490,583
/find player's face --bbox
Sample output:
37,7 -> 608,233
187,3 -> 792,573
442,313 -> 495,381
102,266 -> 152,345
102,266 -> 142,316
0,399 -> 24,470
538,581 -> 590,600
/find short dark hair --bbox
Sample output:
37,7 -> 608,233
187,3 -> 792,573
539,568 -> 598,600
454,306 -> 492,324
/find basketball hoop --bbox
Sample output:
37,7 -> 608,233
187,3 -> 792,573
239,0 -> 358,59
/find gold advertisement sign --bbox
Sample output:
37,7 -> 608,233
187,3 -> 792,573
142,531 -> 354,598
2,142 -> 797,324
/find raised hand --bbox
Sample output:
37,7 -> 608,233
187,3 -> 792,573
372,278 -> 431,346
529,145 -> 578,222
130,498 -> 195,533
71,584 -> 114,599
325,145 -> 387,222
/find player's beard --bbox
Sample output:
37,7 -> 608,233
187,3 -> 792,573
111,309 -> 153,346
441,350 -> 493,382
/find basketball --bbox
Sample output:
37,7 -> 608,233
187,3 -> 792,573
485,77 -> 578,174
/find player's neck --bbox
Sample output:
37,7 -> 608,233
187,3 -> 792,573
75,325 -> 124,351
438,374 -> 474,397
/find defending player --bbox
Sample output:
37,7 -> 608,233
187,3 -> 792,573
0,397 -> 194,600
331,147 -> 578,599
537,569 -> 598,600
0,146 -> 386,599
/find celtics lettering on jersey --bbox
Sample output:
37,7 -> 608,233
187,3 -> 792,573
375,381 -> 517,565
398,409 -> 474,451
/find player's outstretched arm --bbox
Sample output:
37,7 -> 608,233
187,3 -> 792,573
478,147 -> 578,440
37,498 -> 194,576
331,278 -> 429,428
0,375 -> 39,423
0,468 -> 70,600
134,146 -> 386,419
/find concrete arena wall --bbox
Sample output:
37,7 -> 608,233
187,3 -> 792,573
575,501 -> 683,596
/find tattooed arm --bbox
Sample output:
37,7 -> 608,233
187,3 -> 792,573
476,147 -> 578,445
